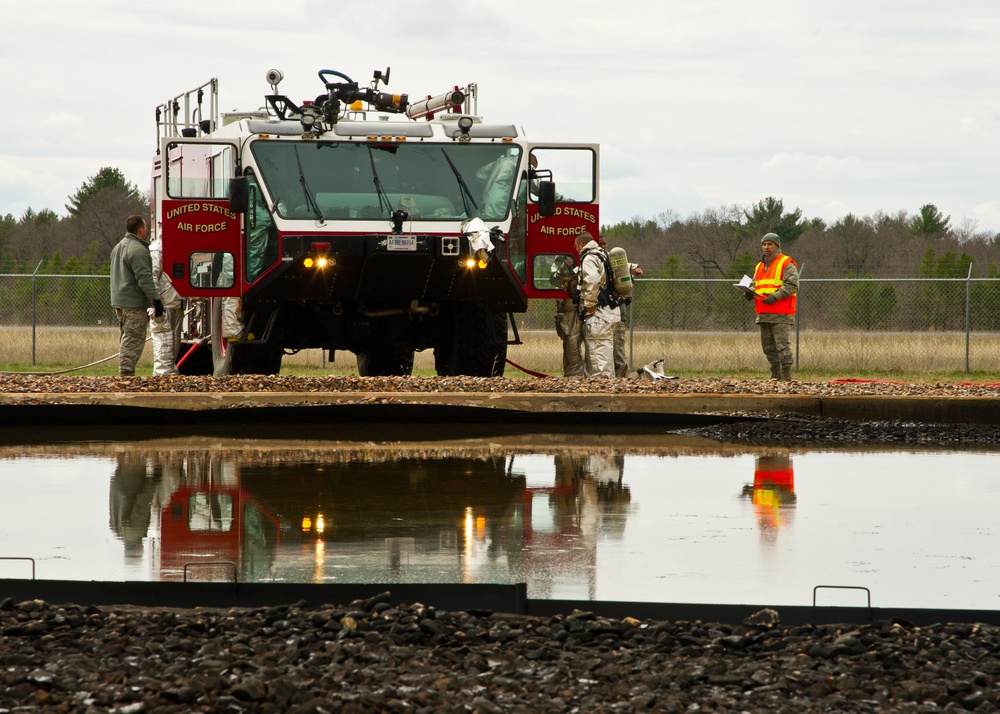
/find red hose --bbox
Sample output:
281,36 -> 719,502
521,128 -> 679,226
175,339 -> 205,369
505,358 -> 550,378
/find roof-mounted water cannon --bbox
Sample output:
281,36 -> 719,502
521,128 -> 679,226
406,88 -> 467,121
315,67 -> 409,126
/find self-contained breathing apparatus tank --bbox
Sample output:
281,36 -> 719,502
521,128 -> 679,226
608,246 -> 632,299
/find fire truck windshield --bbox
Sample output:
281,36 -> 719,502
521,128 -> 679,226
249,140 -> 522,222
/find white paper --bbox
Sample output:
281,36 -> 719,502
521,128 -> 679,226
738,274 -> 753,288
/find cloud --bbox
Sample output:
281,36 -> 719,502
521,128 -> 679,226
3,0 -> 1000,235
761,152 -> 867,175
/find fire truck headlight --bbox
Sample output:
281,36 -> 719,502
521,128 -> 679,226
317,256 -> 328,268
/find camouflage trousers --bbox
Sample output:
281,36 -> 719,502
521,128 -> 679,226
115,307 -> 149,376
759,321 -> 793,370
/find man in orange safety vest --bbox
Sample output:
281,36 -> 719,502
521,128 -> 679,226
748,232 -> 799,381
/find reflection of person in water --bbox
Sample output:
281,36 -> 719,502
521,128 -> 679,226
551,452 -> 631,538
741,452 -> 797,542
109,454 -> 180,558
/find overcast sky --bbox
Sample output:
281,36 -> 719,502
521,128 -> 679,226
2,1 -> 998,234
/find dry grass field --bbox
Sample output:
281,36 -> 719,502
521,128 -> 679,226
3,326 -> 1000,380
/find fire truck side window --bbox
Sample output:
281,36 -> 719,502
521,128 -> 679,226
165,142 -> 235,198
189,252 -> 235,289
534,254 -> 576,291
527,148 -> 595,203
245,171 -> 277,282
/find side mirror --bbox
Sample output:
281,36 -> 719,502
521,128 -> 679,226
228,176 -> 249,214
537,181 -> 556,217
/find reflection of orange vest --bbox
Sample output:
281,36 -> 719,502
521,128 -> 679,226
753,467 -> 795,528
754,467 -> 794,491
753,467 -> 794,506
754,254 -> 796,315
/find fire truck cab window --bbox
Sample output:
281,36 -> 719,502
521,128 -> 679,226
189,251 -> 235,289
249,140 -> 523,222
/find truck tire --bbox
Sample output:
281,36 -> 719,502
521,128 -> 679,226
210,298 -> 283,376
434,303 -> 508,377
356,343 -> 415,377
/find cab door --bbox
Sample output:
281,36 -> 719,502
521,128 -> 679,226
520,145 -> 599,300
159,138 -> 242,298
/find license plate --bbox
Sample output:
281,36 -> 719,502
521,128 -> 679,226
387,236 -> 416,251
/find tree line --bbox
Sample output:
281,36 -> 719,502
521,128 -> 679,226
602,197 -> 1000,281
5,168 -> 1000,284
0,167 -> 147,275
6,168 -> 1000,332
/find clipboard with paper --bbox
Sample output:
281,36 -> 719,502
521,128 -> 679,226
733,274 -> 762,297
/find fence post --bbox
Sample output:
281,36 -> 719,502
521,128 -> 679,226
965,262 -> 973,374
795,263 -> 803,371
31,259 -> 43,365
627,283 -> 635,374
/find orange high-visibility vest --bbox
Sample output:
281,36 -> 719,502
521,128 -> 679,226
753,254 -> 797,315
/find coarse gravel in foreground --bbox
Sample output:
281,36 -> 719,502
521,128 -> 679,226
3,596 -> 1000,713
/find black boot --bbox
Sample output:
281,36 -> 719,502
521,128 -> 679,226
779,364 -> 792,381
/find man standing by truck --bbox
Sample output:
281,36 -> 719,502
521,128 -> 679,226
110,215 -> 162,376
575,230 -> 619,377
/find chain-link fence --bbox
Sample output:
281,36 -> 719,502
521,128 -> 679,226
4,273 -> 1000,374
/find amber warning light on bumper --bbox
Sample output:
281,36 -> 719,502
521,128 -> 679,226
304,241 -> 333,269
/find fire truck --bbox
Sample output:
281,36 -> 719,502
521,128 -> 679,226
153,67 -> 600,376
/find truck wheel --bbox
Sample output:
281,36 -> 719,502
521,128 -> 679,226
210,298 -> 283,376
435,303 -> 508,377
356,343 -> 415,377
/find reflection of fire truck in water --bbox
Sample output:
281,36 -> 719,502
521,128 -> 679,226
152,66 -> 600,377
111,451 -> 630,591
158,463 -> 281,583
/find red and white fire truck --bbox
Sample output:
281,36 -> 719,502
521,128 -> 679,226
152,66 -> 600,376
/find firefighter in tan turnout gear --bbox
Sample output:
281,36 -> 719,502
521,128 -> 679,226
149,229 -> 183,376
574,231 -> 620,377
550,254 -> 586,376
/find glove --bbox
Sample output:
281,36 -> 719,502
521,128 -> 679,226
152,299 -> 165,318
761,294 -> 778,305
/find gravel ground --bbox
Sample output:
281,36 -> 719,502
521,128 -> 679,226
2,373 -> 1000,398
4,596 -> 1000,713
